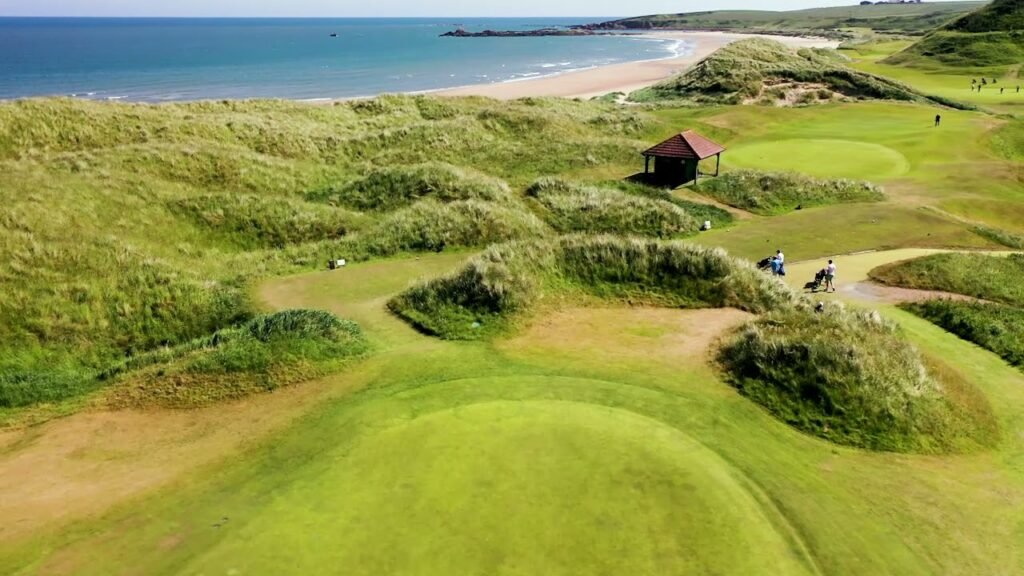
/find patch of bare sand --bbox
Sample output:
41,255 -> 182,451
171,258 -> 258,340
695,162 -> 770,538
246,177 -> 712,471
0,369 -> 369,544
499,306 -> 752,366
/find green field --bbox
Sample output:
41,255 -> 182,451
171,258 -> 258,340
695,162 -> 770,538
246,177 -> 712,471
4,11 -> 1024,574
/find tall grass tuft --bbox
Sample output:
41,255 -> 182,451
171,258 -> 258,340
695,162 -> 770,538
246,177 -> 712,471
389,235 -> 797,339
311,162 -> 513,212
526,178 -> 699,238
718,301 -> 993,453
173,193 -> 364,248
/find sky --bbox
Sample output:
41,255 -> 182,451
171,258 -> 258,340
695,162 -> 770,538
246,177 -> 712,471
0,0 -> 968,18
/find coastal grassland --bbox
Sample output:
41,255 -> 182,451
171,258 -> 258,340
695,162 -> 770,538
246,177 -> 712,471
870,252 -> 1024,305
389,237 -> 991,453
309,162 -> 513,211
525,178 -> 698,237
870,252 -> 1024,370
603,180 -> 735,228
7,253 -> 1020,576
718,301 -> 992,453
388,236 -> 796,340
590,2 -> 985,36
693,169 -> 884,215
628,38 -> 965,108
881,0 -> 1024,69
843,39 -> 1024,115
0,95 -> 655,411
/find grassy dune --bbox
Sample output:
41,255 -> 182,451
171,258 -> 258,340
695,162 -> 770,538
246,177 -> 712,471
630,38 -> 967,108
884,0 -> 1024,68
694,169 -> 884,215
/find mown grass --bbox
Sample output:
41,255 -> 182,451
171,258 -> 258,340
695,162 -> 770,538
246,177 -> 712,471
630,38 -> 969,108
310,162 -> 513,212
718,301 -> 992,453
525,178 -> 698,237
694,169 -> 884,215
870,252 -> 1024,305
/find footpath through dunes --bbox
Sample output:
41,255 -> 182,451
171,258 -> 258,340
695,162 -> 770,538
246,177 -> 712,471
5,251 -> 1024,575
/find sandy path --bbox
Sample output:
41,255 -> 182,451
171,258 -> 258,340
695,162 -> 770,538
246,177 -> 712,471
437,32 -> 838,100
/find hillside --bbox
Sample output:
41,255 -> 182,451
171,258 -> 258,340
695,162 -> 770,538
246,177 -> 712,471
584,2 -> 986,37
884,0 -> 1024,67
629,38 -> 962,107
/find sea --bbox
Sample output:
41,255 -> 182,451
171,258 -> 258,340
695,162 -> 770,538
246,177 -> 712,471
0,18 -> 691,102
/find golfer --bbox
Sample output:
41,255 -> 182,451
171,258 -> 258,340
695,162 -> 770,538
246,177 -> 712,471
775,249 -> 786,276
824,259 -> 837,293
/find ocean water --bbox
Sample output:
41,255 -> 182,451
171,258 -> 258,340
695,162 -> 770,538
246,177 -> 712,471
0,18 -> 690,101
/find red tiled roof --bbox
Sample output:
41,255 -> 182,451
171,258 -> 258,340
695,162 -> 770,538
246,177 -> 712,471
643,130 -> 725,160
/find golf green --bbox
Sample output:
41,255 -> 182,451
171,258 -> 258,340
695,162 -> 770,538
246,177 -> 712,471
179,397 -> 814,575
725,138 -> 910,179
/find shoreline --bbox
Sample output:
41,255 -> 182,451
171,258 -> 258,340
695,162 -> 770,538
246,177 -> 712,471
434,32 -> 839,100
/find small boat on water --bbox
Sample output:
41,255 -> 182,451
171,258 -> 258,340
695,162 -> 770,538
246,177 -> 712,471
329,33 -> 338,37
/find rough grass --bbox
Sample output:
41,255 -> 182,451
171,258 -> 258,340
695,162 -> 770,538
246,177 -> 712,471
694,169 -> 884,215
310,162 -> 513,212
718,301 -> 992,453
0,95 -> 653,409
331,199 -> 551,260
173,194 -> 363,249
526,178 -> 699,238
903,300 -> 1024,368
884,0 -> 1024,68
971,225 -> 1024,249
630,38 -> 961,107
870,253 -> 1024,306
389,235 -> 800,340
106,310 -> 368,408
605,180 -> 735,228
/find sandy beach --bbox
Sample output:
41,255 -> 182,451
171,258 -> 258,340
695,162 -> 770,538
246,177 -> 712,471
437,32 -> 839,100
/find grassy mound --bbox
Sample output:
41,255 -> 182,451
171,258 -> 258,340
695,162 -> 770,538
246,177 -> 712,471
904,300 -> 1024,368
312,162 -> 513,212
606,181 -> 735,228
106,309 -> 368,408
718,302 -> 992,453
630,38 -> 952,106
173,194 -> 363,249
884,0 -> 1024,68
871,252 -> 1024,372
870,253 -> 1024,305
526,178 -> 699,238
335,199 -> 550,259
694,170 -> 884,215
972,226 -> 1024,249
388,236 -> 797,339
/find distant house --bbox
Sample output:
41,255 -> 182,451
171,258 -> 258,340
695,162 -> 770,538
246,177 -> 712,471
642,130 -> 725,186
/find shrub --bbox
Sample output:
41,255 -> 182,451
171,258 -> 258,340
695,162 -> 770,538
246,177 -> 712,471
718,301 -> 986,453
695,169 -> 884,215
313,162 -> 512,211
526,178 -> 698,238
173,194 -> 361,248
389,236 -> 797,339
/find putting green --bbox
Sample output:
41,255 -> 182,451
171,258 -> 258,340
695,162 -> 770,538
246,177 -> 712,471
181,399 -> 814,575
726,139 -> 910,179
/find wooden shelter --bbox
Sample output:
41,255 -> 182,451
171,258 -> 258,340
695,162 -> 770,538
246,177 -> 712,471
642,130 -> 725,186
